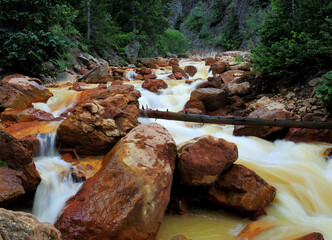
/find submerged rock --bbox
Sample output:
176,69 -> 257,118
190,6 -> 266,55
57,85 -> 141,155
55,123 -> 177,240
209,164 -> 276,217
177,135 -> 238,186
0,208 -> 61,240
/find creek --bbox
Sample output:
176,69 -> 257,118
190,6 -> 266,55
31,60 -> 332,240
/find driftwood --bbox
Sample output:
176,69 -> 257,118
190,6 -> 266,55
139,109 -> 332,130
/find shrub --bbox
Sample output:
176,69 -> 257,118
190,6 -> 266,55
316,71 -> 332,109
184,2 -> 206,33
159,29 -> 191,55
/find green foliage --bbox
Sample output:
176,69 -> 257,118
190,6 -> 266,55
316,71 -> 332,108
242,7 -> 266,49
0,160 -> 8,168
252,0 -> 332,84
211,0 -> 231,26
184,2 -> 206,32
0,0 -> 78,74
80,44 -> 89,53
110,32 -> 134,55
159,29 -> 191,55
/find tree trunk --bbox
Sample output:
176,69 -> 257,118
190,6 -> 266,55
139,109 -> 332,130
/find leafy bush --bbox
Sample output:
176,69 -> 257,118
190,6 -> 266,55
159,29 -> 191,55
0,160 -> 8,167
110,32 -> 134,55
316,71 -> 332,109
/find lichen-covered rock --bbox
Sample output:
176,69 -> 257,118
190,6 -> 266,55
55,123 -> 177,240
177,135 -> 238,186
209,164 -> 276,216
57,85 -> 141,155
0,208 -> 61,240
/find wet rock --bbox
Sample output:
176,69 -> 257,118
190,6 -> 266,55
233,107 -> 291,140
178,135 -> 238,186
224,81 -> 252,96
3,74 -> 53,103
69,82 -> 83,91
207,75 -> 222,88
167,195 -> 190,216
285,128 -> 332,144
57,85 -> 141,155
78,63 -> 111,83
140,58 -> 159,69
205,57 -> 217,66
220,70 -> 245,83
169,58 -> 179,66
173,72 -> 185,79
184,99 -> 206,114
0,82 -> 33,110
210,62 -> 226,75
209,164 -> 276,217
323,148 -> 332,160
228,95 -> 246,111
172,66 -> 189,79
0,167 -> 25,207
111,80 -> 124,86
1,108 -> 55,122
140,67 -> 152,75
294,232 -> 324,240
184,65 -> 197,77
17,135 -> 40,157
142,79 -> 168,93
0,130 -> 41,193
197,80 -> 212,89
237,221 -> 275,240
143,74 -> 158,80
190,88 -> 228,112
0,208 -> 61,240
55,123 -> 177,240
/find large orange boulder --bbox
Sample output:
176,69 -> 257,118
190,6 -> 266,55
210,62 -> 226,75
190,88 -> 228,112
177,135 -> 238,186
55,123 -> 177,240
57,85 -> 141,155
0,82 -> 33,110
1,108 -> 55,122
142,79 -> 168,93
184,65 -> 197,77
209,164 -> 276,217
233,107 -> 291,140
285,128 -> 332,144
0,130 -> 41,199
3,74 -> 53,103
78,63 -> 111,83
172,66 -> 189,79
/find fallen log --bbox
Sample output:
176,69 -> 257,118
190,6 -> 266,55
139,109 -> 332,130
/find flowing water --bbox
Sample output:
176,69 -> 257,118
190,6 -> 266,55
31,60 -> 332,239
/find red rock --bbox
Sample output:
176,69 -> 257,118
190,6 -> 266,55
135,74 -> 144,80
169,58 -> 179,66
167,195 -> 190,216
285,128 -> 332,144
168,74 -> 176,80
178,135 -> 238,186
210,62 -> 226,75
143,74 -> 157,80
324,148 -> 332,160
69,83 -> 83,91
1,108 -> 55,122
293,233 -> 324,240
209,164 -> 276,216
17,135 -> 40,157
78,63 -> 111,83
3,74 -> 42,85
55,123 -> 177,240
184,99 -> 206,114
0,82 -> 33,110
224,81 -> 252,96
205,57 -> 217,66
3,74 -> 53,103
140,58 -> 159,69
233,107 -> 291,140
190,88 -> 228,112
207,75 -> 222,88
226,62 -> 251,71
0,167 -> 25,207
220,70 -> 246,83
172,66 -> 189,79
173,72 -> 184,79
111,80 -> 123,86
171,235 -> 191,240
0,130 -> 41,194
197,80 -> 212,88
57,85 -> 141,155
140,67 -> 152,75
184,65 -> 197,77
142,79 -> 168,93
